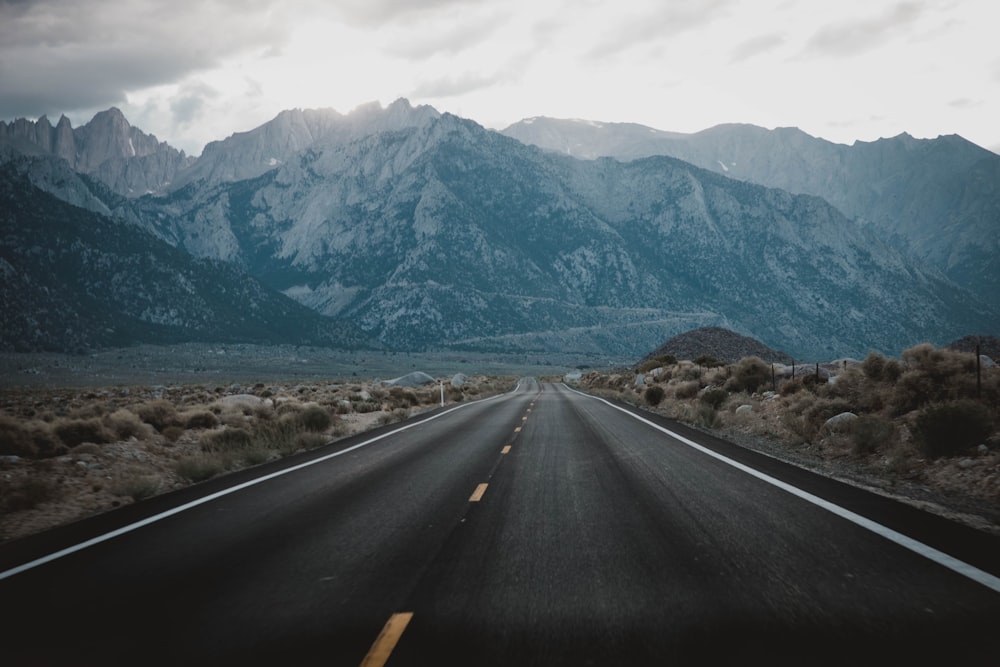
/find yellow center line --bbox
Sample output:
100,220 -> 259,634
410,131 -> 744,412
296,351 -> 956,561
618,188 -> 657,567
360,612 -> 414,667
522,416 -> 528,421
514,426 -> 522,433
469,483 -> 489,502
501,445 -> 512,454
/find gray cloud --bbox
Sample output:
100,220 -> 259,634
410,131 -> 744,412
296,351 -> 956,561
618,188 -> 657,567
170,82 -> 221,127
0,0 -> 291,119
331,0 -> 489,27
386,11 -> 505,60
586,0 -> 735,61
729,32 -> 786,63
803,2 -> 925,58
409,71 -> 505,98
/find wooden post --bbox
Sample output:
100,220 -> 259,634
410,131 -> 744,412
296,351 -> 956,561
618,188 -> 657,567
976,343 -> 982,399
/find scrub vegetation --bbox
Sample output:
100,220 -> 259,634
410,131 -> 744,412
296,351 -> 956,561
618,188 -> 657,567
0,375 -> 513,540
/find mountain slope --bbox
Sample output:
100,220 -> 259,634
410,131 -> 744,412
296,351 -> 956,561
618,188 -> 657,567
136,108 -> 997,359
502,119 -> 1000,309
0,108 -> 193,196
0,162 -> 369,352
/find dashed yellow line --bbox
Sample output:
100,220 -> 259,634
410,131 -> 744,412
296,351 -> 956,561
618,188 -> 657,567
514,426 -> 522,433
360,612 -> 413,667
501,445 -> 512,454
469,483 -> 489,502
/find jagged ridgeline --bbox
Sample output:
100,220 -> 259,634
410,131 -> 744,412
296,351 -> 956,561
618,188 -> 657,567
2,100 -> 998,358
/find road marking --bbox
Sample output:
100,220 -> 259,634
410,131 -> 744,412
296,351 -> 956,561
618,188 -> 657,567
0,391 -> 514,582
501,445 -> 512,454
360,612 -> 413,667
522,416 -> 528,421
514,426 -> 522,433
469,483 -> 489,502
563,384 -> 1000,595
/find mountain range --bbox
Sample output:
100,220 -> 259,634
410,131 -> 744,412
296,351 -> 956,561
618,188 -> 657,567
1,100 -> 997,360
502,117 -> 1000,311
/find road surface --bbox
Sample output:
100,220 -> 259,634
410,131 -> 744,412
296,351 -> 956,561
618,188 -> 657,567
2,380 -> 998,665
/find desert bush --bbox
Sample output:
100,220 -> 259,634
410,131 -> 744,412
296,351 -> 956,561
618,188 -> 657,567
54,418 -> 114,448
355,400 -> 382,413
803,399 -> 855,436
377,408 -> 409,426
644,385 -> 665,406
727,357 -> 771,394
110,468 -> 160,501
851,415 -> 896,456
913,400 -> 993,458
104,409 -> 150,440
861,352 -> 890,381
695,404 -> 719,428
694,354 -> 723,368
296,406 -> 332,432
174,455 -> 225,483
200,427 -> 254,453
0,475 -> 62,512
673,381 -> 700,399
184,410 -> 219,430
0,416 -> 40,457
162,426 -> 185,442
637,359 -> 663,374
700,388 -> 728,410
135,400 -> 179,432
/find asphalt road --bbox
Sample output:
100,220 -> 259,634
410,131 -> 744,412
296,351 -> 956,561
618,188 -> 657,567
2,380 -> 999,666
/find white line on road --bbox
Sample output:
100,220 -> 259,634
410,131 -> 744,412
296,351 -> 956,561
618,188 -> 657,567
0,388 -> 518,581
564,384 -> 1000,595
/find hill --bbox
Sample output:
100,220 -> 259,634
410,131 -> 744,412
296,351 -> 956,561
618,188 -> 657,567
643,327 -> 794,364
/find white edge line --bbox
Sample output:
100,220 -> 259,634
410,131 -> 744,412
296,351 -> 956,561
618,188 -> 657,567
0,385 -> 520,581
563,384 -> 1000,595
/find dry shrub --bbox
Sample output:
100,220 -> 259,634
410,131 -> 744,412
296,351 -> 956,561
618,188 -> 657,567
726,357 -> 771,394
54,418 -> 114,448
162,426 -> 185,442
0,418 -> 65,458
851,414 -> 896,456
673,381 -> 700,399
1,475 -> 62,512
104,409 -> 150,440
1,416 -> 41,458
174,455 -> 225,483
110,467 -> 160,501
913,400 -> 993,458
644,385 -> 665,406
135,400 -> 179,432
296,406 -> 332,432
200,427 -> 253,453
377,408 -> 409,426
700,388 -> 728,410
183,410 -> 219,430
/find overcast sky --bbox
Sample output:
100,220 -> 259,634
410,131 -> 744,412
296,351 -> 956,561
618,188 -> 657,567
2,0 -> 997,156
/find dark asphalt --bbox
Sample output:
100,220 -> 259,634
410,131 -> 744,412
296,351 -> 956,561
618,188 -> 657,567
1,380 -> 998,666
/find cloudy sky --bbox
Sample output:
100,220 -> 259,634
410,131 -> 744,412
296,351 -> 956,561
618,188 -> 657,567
2,0 -> 997,156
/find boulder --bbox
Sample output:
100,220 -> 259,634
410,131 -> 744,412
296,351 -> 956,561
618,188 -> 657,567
735,404 -> 753,415
822,412 -> 858,434
451,373 -> 468,388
